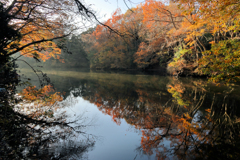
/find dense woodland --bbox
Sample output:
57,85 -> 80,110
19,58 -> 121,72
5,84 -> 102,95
88,0 -> 240,83
14,0 -> 240,83
32,0 -> 239,83
1,0 -> 240,83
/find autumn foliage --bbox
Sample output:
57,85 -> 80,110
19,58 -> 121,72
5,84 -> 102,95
81,0 -> 240,83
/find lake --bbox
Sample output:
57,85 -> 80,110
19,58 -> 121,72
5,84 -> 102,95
16,68 -> 240,160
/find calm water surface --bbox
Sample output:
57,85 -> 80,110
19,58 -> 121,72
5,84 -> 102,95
17,68 -> 240,160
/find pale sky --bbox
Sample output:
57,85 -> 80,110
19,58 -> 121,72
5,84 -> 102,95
86,0 -> 144,21
73,0 -> 145,33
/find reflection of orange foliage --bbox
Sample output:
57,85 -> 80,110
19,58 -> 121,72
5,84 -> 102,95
136,89 -> 149,103
84,77 -> 212,157
78,73 -> 239,159
112,113 -> 121,125
21,85 -> 63,103
19,85 -> 63,119
94,102 -> 102,107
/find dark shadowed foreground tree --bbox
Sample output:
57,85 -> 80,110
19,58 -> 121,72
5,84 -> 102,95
0,0 -> 100,159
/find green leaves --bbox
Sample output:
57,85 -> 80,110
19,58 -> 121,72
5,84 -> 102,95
198,40 -> 240,83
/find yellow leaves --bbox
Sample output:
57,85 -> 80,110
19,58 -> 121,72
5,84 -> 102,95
200,29 -> 205,34
171,0 -> 240,49
167,83 -> 191,107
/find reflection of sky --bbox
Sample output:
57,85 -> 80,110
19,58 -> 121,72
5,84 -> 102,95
63,96 -> 155,160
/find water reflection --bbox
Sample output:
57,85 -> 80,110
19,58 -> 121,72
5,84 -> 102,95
0,68 -> 95,159
18,69 -> 240,159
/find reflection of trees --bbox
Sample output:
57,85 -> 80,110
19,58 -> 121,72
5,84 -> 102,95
1,108 -> 94,159
70,76 -> 172,126
137,79 -> 240,160
0,67 -> 95,159
68,75 -> 240,159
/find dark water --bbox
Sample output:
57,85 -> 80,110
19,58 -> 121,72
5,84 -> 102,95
15,68 -> 240,159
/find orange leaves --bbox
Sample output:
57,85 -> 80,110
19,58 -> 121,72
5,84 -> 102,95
142,0 -> 183,31
16,21 -> 63,61
4,0 -> 77,62
134,1 -> 186,69
88,0 -> 240,80
205,108 -> 211,113
176,0 -> 240,45
111,8 -> 123,25
142,0 -> 164,20
133,42 -> 149,67
134,38 -> 163,68
90,7 -> 145,69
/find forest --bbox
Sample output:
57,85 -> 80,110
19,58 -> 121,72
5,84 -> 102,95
14,0 -> 240,83
35,0 -> 239,83
87,0 -> 240,83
